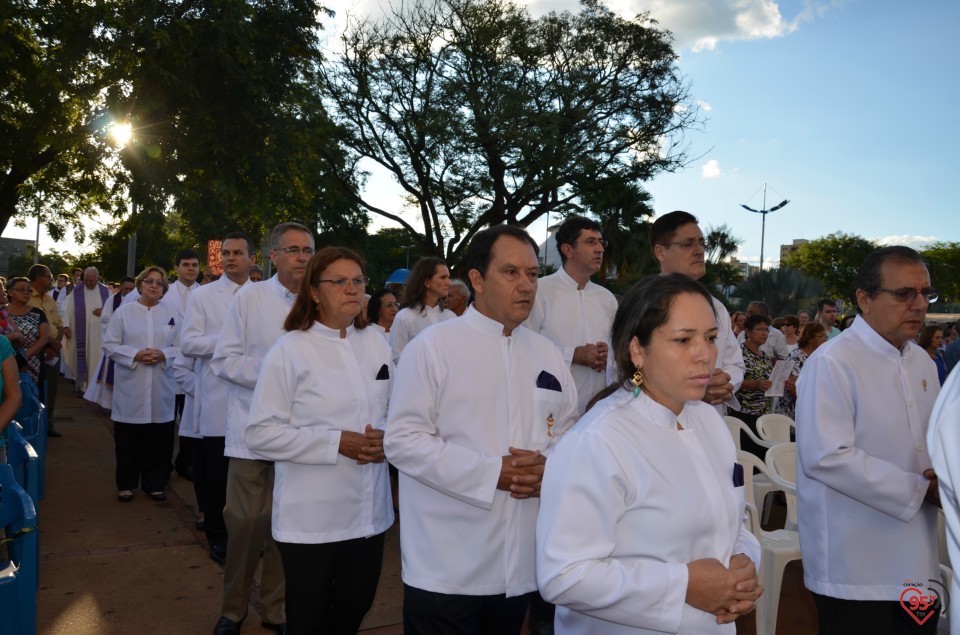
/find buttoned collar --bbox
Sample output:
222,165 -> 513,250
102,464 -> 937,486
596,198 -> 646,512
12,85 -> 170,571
849,313 -> 917,361
624,386 -> 698,432
310,320 -> 356,339
556,265 -> 593,291
464,304 -> 518,337
268,274 -> 298,300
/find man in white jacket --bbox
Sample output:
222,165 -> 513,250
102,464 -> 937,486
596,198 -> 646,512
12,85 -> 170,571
385,225 -> 578,634
209,222 -> 314,635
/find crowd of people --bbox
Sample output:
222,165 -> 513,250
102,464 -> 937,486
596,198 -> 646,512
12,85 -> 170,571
4,212 -> 960,635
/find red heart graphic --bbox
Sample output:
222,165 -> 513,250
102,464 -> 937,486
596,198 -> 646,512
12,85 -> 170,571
900,586 -> 937,626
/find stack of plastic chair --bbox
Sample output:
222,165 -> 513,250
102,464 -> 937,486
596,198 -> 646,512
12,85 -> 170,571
756,413 -> 795,444
765,442 -> 799,531
724,416 -> 777,519
5,423 -> 40,506
738,449 -> 801,635
0,462 -> 39,635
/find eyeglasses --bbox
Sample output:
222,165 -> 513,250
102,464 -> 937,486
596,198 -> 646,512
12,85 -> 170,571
383,301 -> 401,308
872,287 -> 939,304
318,277 -> 368,288
9,287 -> 30,294
663,238 -> 706,250
577,238 -> 608,248
276,246 -> 315,256
141,279 -> 165,287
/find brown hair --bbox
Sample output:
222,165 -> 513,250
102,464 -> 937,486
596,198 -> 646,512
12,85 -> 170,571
401,256 -> 449,313
798,322 -> 826,349
284,247 -> 368,332
918,324 -> 943,349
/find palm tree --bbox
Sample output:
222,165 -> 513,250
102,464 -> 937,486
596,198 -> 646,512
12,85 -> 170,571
732,267 -> 824,316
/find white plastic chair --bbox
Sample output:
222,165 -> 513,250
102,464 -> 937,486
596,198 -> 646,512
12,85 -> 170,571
738,450 -> 802,635
756,413 -> 795,444
765,443 -> 798,531
725,416 -> 778,522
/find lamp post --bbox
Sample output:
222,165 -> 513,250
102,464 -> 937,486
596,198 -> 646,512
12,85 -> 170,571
740,182 -> 790,272
404,244 -> 415,269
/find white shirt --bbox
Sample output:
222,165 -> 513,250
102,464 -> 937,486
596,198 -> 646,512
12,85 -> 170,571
179,275 -> 244,438
388,303 -> 455,364
245,323 -> 395,544
711,297 -> 745,412
927,366 -> 960,633
102,300 -> 180,424
525,267 -> 618,416
159,279 -> 199,321
173,355 -> 202,438
384,306 -> 579,597
369,322 -> 390,341
796,316 -> 940,600
211,275 -> 297,460
100,289 -> 140,336
537,389 -> 761,635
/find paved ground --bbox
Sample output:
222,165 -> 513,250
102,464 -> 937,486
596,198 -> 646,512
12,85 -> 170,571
35,377 -> 818,634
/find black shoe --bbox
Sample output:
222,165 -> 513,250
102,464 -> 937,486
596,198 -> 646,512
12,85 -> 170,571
48,429 -> 63,438
148,491 -> 167,502
212,616 -> 242,635
117,491 -> 134,503
209,545 -> 227,565
261,622 -> 285,634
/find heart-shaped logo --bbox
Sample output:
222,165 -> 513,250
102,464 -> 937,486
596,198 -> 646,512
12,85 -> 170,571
900,586 -> 938,626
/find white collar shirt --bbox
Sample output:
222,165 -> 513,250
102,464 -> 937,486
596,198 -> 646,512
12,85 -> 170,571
525,267 -> 618,416
796,316 -> 940,600
179,275 -> 244,437
388,303 -> 455,365
211,274 -> 297,459
160,279 -> 198,321
537,389 -> 760,634
102,300 -> 180,424
384,306 -> 578,597
244,322 -> 395,543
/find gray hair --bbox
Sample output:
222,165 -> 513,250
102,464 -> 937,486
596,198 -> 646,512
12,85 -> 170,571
268,222 -> 313,251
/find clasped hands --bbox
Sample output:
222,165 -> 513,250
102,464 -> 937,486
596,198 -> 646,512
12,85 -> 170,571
339,424 -> 386,465
687,554 -> 763,624
133,348 -> 166,365
498,447 -> 546,499
573,342 -> 608,373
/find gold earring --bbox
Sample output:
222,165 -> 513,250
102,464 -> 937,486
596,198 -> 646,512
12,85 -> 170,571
631,368 -> 644,397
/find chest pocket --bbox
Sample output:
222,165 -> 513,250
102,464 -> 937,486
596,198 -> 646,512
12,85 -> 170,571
531,388 -> 565,450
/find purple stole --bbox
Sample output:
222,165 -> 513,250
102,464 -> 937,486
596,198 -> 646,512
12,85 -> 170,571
74,283 -> 110,383
96,292 -> 124,387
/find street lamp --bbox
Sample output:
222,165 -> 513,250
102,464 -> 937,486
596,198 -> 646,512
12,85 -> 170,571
404,244 -> 415,269
740,182 -> 790,272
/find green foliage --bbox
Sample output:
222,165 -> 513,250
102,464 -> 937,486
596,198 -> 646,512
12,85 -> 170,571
6,246 -> 75,280
732,267 -> 825,316
920,242 -> 960,304
322,0 -> 697,267
780,232 -> 877,301
702,224 -> 744,293
0,1 -> 127,238
359,228 -> 434,289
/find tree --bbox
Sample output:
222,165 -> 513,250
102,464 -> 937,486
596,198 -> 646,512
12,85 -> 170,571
920,242 -> 960,304
732,267 -> 824,316
104,0 -> 367,251
781,232 -> 877,301
0,1 -> 126,238
702,224 -> 744,294
322,0 -> 698,267
6,247 -> 75,280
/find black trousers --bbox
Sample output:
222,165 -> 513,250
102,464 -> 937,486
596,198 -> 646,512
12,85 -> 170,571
813,593 -> 940,635
173,394 -> 190,473
403,585 -> 531,635
114,421 -> 175,492
201,436 -> 228,548
277,533 -> 386,635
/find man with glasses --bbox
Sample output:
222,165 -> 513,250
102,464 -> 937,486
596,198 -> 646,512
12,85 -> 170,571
527,215 -> 617,417
796,246 -> 942,633
650,211 -> 744,413
210,222 -> 314,635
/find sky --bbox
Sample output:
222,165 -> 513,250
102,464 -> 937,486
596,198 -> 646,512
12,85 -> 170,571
6,0 -> 958,268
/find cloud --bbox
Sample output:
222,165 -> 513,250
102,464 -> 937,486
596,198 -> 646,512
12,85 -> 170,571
874,235 -> 938,249
696,100 -> 712,111
701,159 -> 722,179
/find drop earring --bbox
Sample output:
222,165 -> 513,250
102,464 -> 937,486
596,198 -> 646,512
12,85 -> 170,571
631,368 -> 644,397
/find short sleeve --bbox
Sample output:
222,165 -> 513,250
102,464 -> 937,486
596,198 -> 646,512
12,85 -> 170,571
33,308 -> 48,324
0,334 -> 14,361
